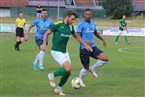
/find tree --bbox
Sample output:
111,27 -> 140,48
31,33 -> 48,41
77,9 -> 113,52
101,0 -> 133,19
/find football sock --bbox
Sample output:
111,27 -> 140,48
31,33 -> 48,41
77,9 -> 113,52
79,68 -> 87,79
91,59 -> 107,70
125,37 -> 129,43
39,50 -> 44,66
15,41 -> 22,49
15,41 -> 19,47
34,53 -> 39,64
53,67 -> 67,77
115,36 -> 119,42
58,73 -> 70,87
56,85 -> 62,90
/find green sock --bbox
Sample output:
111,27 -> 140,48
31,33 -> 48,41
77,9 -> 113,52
125,37 -> 129,43
53,67 -> 67,77
115,36 -> 119,42
58,73 -> 70,87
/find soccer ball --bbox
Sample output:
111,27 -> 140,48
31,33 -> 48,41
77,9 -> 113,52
71,77 -> 83,89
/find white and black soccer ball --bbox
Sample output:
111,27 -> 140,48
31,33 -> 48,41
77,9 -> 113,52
71,77 -> 83,89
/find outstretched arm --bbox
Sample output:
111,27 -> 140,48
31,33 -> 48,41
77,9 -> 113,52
73,33 -> 93,52
41,29 -> 52,50
94,30 -> 106,48
25,24 -> 33,40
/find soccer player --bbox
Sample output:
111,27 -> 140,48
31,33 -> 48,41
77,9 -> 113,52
115,15 -> 131,44
42,10 -> 92,96
14,11 -> 26,51
77,8 -> 108,86
25,9 -> 53,70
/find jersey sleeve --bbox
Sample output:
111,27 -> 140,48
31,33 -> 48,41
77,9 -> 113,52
119,19 -> 122,24
31,19 -> 38,27
50,23 -> 58,32
24,19 -> 26,24
15,18 -> 18,23
76,22 -> 83,33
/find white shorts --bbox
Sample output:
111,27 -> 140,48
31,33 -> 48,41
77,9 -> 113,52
118,30 -> 128,36
51,50 -> 71,66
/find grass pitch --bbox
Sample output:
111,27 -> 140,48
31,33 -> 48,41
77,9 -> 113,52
0,33 -> 144,97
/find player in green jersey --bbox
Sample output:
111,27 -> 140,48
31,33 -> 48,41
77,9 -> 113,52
42,10 -> 93,96
115,15 -> 131,44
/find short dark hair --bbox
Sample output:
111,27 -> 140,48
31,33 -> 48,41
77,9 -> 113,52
42,8 -> 48,12
66,10 -> 78,18
19,11 -> 23,13
84,8 -> 92,12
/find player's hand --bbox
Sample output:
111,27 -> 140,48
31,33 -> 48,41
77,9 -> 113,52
84,42 -> 93,52
25,35 -> 29,41
41,44 -> 47,51
102,40 -> 106,48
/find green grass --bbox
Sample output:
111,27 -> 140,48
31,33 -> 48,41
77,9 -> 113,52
0,33 -> 145,97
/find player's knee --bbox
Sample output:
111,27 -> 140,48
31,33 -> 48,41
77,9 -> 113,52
66,72 -> 71,76
103,57 -> 108,62
98,53 -> 108,62
20,38 -> 24,42
83,66 -> 89,70
65,67 -> 72,73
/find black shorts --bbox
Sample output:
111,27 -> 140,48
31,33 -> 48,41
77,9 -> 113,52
80,46 -> 103,67
16,27 -> 24,37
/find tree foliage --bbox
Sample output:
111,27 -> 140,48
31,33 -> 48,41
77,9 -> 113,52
101,0 -> 133,19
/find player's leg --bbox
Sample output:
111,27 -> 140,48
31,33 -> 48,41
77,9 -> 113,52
49,51 -> 71,95
15,28 -> 22,51
15,36 -> 21,51
124,31 -> 131,44
115,30 -> 122,44
90,47 -> 108,78
79,48 -> 90,87
54,61 -> 71,96
33,52 -> 39,70
33,39 -> 46,70
17,30 -> 25,50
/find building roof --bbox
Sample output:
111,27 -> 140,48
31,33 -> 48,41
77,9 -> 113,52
0,0 -> 28,7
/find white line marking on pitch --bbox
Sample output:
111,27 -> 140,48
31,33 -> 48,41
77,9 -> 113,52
118,47 -> 144,55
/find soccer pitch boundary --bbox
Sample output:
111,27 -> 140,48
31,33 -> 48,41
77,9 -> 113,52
118,47 -> 144,55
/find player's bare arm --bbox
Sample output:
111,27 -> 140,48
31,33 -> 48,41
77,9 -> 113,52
42,29 -> 52,50
73,33 -> 93,52
94,31 -> 106,48
125,26 -> 129,33
25,24 -> 33,40
119,23 -> 124,30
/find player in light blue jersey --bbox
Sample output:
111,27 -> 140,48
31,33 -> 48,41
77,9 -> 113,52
26,9 -> 53,70
77,9 -> 108,86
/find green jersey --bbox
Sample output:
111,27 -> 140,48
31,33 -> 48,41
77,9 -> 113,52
50,21 -> 75,53
119,19 -> 127,31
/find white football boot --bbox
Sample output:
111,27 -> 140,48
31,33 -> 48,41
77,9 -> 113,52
89,66 -> 98,78
48,73 -> 56,88
81,81 -> 86,87
54,88 -> 65,96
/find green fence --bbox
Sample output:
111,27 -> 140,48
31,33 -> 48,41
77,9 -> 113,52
11,7 -> 106,18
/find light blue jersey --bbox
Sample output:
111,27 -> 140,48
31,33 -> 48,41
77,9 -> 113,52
32,18 -> 53,41
77,20 -> 96,49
